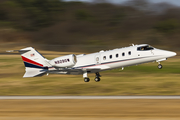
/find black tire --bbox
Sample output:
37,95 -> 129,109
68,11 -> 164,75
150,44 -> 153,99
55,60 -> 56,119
94,77 -> 100,82
84,78 -> 90,82
158,64 -> 163,69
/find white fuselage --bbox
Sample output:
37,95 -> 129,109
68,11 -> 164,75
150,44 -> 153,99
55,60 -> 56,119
18,44 -> 177,79
72,44 -> 176,72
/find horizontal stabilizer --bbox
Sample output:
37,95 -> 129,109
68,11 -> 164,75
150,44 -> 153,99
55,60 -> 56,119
23,68 -> 47,78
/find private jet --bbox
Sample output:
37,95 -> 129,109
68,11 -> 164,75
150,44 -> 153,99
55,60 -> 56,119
12,44 -> 176,82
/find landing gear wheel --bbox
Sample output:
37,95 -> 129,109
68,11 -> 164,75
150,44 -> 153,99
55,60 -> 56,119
158,64 -> 163,69
94,77 -> 100,82
84,78 -> 90,82
95,72 -> 101,82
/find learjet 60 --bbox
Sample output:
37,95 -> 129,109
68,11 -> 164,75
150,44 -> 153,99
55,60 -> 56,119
16,44 -> 176,82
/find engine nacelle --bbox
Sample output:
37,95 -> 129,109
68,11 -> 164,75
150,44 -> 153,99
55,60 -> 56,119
49,54 -> 77,68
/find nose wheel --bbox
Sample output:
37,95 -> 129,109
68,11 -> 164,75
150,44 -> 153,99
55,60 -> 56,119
158,64 -> 163,69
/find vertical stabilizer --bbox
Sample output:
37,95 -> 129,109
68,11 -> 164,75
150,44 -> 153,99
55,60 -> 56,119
19,47 -> 51,77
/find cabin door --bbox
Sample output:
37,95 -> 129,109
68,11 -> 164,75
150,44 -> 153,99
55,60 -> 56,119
151,50 -> 154,55
95,55 -> 101,64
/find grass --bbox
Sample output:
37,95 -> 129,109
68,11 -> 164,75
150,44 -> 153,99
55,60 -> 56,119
0,54 -> 180,95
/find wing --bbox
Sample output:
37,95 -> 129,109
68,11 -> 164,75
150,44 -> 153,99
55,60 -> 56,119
48,68 -> 101,75
49,64 -> 111,75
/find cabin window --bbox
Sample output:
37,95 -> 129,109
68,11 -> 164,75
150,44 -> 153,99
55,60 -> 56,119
103,56 -> 106,60
122,52 -> 125,56
128,51 -> 131,55
116,54 -> 119,58
96,57 -> 99,61
137,45 -> 154,51
110,55 -> 112,59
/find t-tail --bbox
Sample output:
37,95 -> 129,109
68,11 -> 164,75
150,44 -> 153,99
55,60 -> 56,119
19,47 -> 51,77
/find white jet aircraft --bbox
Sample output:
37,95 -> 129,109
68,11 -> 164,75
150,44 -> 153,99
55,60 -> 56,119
16,44 -> 176,82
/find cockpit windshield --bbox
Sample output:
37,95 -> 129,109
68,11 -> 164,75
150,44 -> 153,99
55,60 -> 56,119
137,45 -> 154,51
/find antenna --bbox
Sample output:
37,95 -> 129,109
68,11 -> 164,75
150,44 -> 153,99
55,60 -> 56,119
129,43 -> 134,46
6,50 -> 19,52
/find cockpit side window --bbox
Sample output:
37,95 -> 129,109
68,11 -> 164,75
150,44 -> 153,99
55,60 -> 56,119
137,45 -> 154,51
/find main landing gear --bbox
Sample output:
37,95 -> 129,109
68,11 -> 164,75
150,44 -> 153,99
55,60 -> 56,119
84,77 -> 90,82
83,72 -> 90,82
83,72 -> 101,82
94,72 -> 101,82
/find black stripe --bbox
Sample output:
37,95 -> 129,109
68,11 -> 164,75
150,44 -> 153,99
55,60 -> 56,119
24,62 -> 47,69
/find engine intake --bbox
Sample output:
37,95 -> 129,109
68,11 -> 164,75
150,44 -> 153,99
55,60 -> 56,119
49,54 -> 77,67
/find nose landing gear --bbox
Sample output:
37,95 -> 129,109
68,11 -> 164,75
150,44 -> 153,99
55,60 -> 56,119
156,58 -> 167,69
158,63 -> 163,69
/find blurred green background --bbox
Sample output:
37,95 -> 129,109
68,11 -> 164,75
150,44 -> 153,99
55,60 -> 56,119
0,0 -> 180,95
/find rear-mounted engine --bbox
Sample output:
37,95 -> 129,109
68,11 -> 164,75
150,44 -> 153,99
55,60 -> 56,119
49,54 -> 77,67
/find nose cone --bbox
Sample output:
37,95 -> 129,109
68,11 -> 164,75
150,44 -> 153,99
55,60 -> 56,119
171,51 -> 177,56
164,51 -> 177,58
154,49 -> 177,58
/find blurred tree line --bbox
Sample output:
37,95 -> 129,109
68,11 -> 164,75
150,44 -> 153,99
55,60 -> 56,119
0,0 -> 62,30
0,0 -> 180,49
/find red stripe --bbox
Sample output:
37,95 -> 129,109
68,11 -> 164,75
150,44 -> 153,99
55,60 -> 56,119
21,56 -> 43,67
